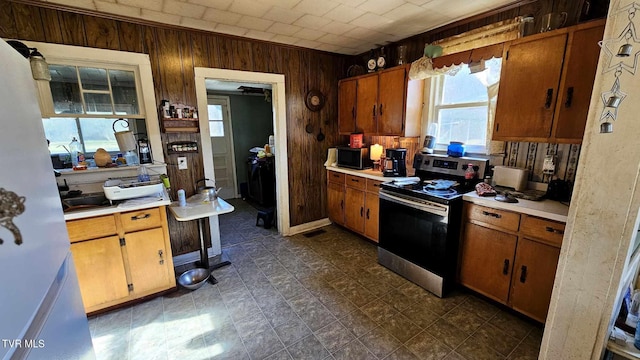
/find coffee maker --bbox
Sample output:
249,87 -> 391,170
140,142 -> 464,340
383,148 -> 407,177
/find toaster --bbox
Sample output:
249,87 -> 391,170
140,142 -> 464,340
493,166 -> 529,191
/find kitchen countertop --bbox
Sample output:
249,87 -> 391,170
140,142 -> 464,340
63,190 -> 171,221
463,191 -> 570,223
325,165 -> 417,182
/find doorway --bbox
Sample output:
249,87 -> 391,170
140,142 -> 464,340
206,95 -> 236,200
195,68 -> 290,239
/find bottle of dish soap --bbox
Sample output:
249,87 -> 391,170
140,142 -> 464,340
69,137 -> 80,168
137,164 -> 150,182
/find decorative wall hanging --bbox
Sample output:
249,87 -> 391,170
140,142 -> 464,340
305,89 -> 325,112
0,188 -> 26,245
598,1 -> 640,133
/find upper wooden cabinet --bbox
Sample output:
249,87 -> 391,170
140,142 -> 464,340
493,20 -> 605,143
338,65 -> 423,137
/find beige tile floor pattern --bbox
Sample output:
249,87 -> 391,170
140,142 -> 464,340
89,199 -> 543,360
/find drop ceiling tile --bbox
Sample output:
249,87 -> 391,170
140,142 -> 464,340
95,1 -> 140,15
407,0 -> 435,5
245,29 -> 277,41
357,0 -> 405,16
117,0 -> 162,11
237,15 -> 274,31
202,8 -> 242,25
295,28 -> 326,41
315,43 -> 341,52
383,3 -> 425,21
215,23 -> 249,36
52,0 -> 95,9
140,9 -> 181,25
263,6 -> 305,24
292,0 -> 340,16
229,0 -> 273,18
182,17 -> 217,32
321,21 -> 356,35
163,0 -> 206,18
333,0 -> 367,7
267,22 -> 302,36
349,13 -> 394,30
271,34 -> 299,44
335,46 -> 358,54
324,4 -> 365,23
255,0 -> 301,9
343,26 -> 386,41
294,39 -> 322,49
316,33 -> 356,47
187,0 -> 232,10
292,14 -> 332,30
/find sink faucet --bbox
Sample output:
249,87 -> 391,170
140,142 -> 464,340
57,179 -> 69,192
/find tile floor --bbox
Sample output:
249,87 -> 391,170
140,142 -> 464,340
89,199 -> 543,360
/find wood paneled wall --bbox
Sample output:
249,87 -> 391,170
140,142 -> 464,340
1,0 -> 348,256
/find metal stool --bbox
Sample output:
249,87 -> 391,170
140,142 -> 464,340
256,208 -> 275,229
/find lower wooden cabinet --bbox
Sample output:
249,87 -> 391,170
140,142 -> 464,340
459,202 -> 562,323
66,205 -> 175,314
327,170 -> 381,243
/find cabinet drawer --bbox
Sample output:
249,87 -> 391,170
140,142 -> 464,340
345,175 -> 366,190
521,215 -> 565,247
466,204 -> 520,232
67,215 -> 117,243
121,208 -> 162,232
366,179 -> 383,193
327,171 -> 345,184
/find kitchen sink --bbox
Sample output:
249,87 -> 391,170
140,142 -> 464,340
61,193 -> 111,212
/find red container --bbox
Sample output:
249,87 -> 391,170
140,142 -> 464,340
350,133 -> 363,148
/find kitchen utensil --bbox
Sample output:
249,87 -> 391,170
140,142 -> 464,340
305,118 -> 313,134
495,194 -> 519,203
447,142 -> 465,157
540,12 -> 567,32
317,127 -> 325,142
195,178 -> 221,201
178,268 -> 210,290
493,166 -> 529,191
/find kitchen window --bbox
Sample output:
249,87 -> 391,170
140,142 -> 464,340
429,57 -> 502,154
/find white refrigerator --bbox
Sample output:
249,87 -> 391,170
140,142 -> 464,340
0,39 -> 94,359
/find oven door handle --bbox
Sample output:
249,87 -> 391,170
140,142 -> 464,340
379,191 -> 449,217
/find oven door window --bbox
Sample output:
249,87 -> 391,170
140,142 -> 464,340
379,198 -> 450,275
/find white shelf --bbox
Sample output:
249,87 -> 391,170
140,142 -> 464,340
608,332 -> 640,359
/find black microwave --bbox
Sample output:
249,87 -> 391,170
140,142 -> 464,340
337,147 -> 371,170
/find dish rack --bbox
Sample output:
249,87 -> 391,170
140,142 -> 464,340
103,176 -> 164,201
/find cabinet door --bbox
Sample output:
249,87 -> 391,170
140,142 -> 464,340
552,24 -> 605,142
459,223 -> 517,304
377,67 -> 407,135
356,75 -> 379,134
493,34 -> 567,140
364,193 -> 379,242
338,79 -> 357,134
510,238 -> 560,322
345,187 -> 365,233
328,182 -> 345,225
70,236 -> 129,311
125,228 -> 173,294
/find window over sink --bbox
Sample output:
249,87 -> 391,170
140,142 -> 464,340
429,57 -> 502,154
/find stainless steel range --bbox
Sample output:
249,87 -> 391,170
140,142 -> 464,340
378,153 -> 489,297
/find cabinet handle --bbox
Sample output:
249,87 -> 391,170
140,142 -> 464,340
503,259 -> 510,275
158,249 -> 164,265
545,226 -> 564,235
379,104 -> 383,116
545,88 -> 554,109
351,178 -> 359,183
352,107 -> 355,120
340,200 -> 344,210
360,207 -> 364,217
520,265 -> 528,283
564,87 -> 574,108
482,210 -> 502,219
366,208 -> 370,219
131,213 -> 151,220
372,105 -> 376,118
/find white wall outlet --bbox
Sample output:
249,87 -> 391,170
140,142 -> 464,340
177,157 -> 188,170
543,155 -> 556,174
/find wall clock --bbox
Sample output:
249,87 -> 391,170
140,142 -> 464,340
305,89 -> 325,112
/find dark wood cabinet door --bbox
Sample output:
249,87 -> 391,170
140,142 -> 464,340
355,75 -> 378,134
338,79 -> 357,134
510,238 -> 560,323
552,24 -> 605,142
493,33 -> 567,141
459,223 -> 517,304
344,187 -> 365,233
377,67 -> 406,135
327,182 -> 345,226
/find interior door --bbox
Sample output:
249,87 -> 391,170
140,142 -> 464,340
208,96 -> 237,199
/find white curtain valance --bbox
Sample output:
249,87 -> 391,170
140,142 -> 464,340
409,17 -> 523,80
